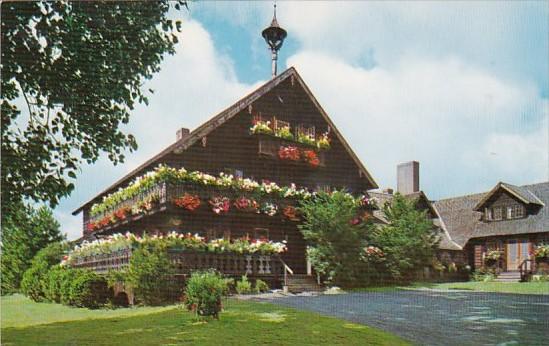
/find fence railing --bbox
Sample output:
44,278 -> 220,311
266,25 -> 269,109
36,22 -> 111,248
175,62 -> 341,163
71,249 -> 283,279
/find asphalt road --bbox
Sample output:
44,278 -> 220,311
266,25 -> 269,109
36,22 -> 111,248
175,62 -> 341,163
267,289 -> 549,346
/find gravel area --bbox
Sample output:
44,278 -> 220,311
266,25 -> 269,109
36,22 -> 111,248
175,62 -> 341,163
264,289 -> 549,346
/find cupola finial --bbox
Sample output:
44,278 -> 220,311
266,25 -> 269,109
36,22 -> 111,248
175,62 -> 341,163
262,2 -> 287,78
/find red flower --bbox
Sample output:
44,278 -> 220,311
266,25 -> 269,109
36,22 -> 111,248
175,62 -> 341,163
302,150 -> 320,168
174,193 -> 201,211
283,206 -> 299,220
234,197 -> 259,213
114,207 -> 130,221
209,196 -> 230,214
86,222 -> 97,232
278,146 -> 301,161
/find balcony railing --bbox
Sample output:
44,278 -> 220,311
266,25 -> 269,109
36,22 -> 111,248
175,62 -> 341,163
71,249 -> 283,279
83,180 -> 301,235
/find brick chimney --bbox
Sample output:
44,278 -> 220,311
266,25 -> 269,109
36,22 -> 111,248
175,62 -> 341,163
176,128 -> 190,141
397,161 -> 419,195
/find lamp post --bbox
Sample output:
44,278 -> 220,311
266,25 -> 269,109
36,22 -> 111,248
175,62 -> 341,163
262,4 -> 287,78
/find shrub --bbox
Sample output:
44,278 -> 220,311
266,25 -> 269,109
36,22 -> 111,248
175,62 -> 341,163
127,242 -> 175,305
184,270 -> 228,319
471,268 -> 496,282
60,268 -> 79,305
20,242 -> 68,302
69,269 -> 109,308
254,279 -> 269,293
44,265 -> 66,303
235,275 -> 253,294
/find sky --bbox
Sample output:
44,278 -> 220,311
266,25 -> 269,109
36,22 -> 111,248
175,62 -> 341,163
53,1 -> 548,240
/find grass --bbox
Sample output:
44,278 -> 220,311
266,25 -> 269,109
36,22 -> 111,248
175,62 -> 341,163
1,295 -> 410,345
409,281 -> 549,295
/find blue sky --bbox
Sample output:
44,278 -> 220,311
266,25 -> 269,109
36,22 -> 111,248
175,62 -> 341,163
51,1 -> 548,240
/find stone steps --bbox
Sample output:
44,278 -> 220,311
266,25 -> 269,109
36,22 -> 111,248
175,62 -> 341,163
285,275 -> 323,293
494,271 -> 521,282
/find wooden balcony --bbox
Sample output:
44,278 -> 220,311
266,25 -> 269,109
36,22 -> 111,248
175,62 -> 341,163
71,249 -> 284,280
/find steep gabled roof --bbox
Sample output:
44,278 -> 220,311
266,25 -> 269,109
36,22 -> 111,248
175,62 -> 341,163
73,67 -> 378,215
473,182 -> 544,211
434,181 -> 549,248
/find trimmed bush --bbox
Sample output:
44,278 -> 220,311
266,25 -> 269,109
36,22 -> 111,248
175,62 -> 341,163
254,279 -> 269,293
21,242 -> 68,302
127,242 -> 176,305
235,275 -> 253,294
60,267 -> 79,305
44,265 -> 66,303
184,270 -> 228,319
69,269 -> 109,308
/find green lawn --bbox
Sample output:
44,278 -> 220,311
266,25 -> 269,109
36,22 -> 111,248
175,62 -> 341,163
410,281 -> 549,295
1,295 -> 409,345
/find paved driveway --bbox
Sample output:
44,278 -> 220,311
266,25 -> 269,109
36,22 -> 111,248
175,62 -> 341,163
267,290 -> 549,346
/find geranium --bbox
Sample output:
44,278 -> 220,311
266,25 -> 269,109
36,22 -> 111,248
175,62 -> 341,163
114,207 -> 131,221
174,193 -> 201,211
275,126 -> 293,140
317,132 -> 331,150
282,206 -> 299,220
278,146 -> 301,161
261,202 -> 278,216
86,222 -> 97,232
302,150 -> 320,168
363,246 -> 385,261
534,245 -> 549,259
233,197 -> 260,213
359,195 -> 378,208
250,120 -> 273,135
209,197 -> 230,214
98,216 -> 111,228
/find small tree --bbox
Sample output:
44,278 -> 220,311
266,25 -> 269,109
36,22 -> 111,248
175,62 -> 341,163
184,270 -> 228,319
298,191 -> 369,285
2,204 -> 65,294
369,193 -> 439,280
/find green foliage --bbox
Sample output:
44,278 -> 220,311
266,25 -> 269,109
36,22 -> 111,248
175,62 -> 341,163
471,268 -> 496,282
254,279 -> 270,293
1,203 -> 64,294
1,1 -> 185,214
127,242 -> 175,305
184,270 -> 228,319
59,268 -> 80,305
20,242 -> 68,301
368,194 -> 438,280
69,269 -> 110,309
235,275 -> 253,295
275,126 -> 293,140
298,190 -> 368,285
44,265 -> 66,303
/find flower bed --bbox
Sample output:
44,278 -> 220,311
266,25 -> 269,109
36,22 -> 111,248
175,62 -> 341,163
65,232 -> 288,265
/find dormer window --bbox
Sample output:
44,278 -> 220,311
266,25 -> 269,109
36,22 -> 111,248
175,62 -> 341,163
507,205 -> 524,219
485,208 -> 493,221
493,207 -> 503,220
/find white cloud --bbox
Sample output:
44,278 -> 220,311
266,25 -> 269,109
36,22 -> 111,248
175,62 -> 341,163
287,51 -> 548,197
59,20 -> 261,240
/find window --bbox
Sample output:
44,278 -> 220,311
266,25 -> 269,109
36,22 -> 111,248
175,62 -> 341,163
493,207 -> 502,220
506,205 -> 525,219
485,207 -> 492,221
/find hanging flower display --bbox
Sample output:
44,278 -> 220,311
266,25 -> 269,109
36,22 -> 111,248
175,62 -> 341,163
534,245 -> 549,259
250,120 -> 273,135
174,193 -> 201,211
86,222 -> 97,232
275,125 -> 293,140
209,196 -> 231,214
278,146 -> 301,161
233,197 -> 260,213
282,205 -> 300,221
261,202 -> 278,216
114,207 -> 130,221
302,150 -> 320,168
317,132 -> 331,150
98,216 -> 111,228
362,246 -> 385,262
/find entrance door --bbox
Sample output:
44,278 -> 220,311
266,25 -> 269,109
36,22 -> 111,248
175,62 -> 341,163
506,239 -> 529,271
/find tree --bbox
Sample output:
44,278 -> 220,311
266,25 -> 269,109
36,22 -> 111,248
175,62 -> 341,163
369,193 -> 439,280
298,191 -> 369,285
1,1 -> 185,217
1,204 -> 65,293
